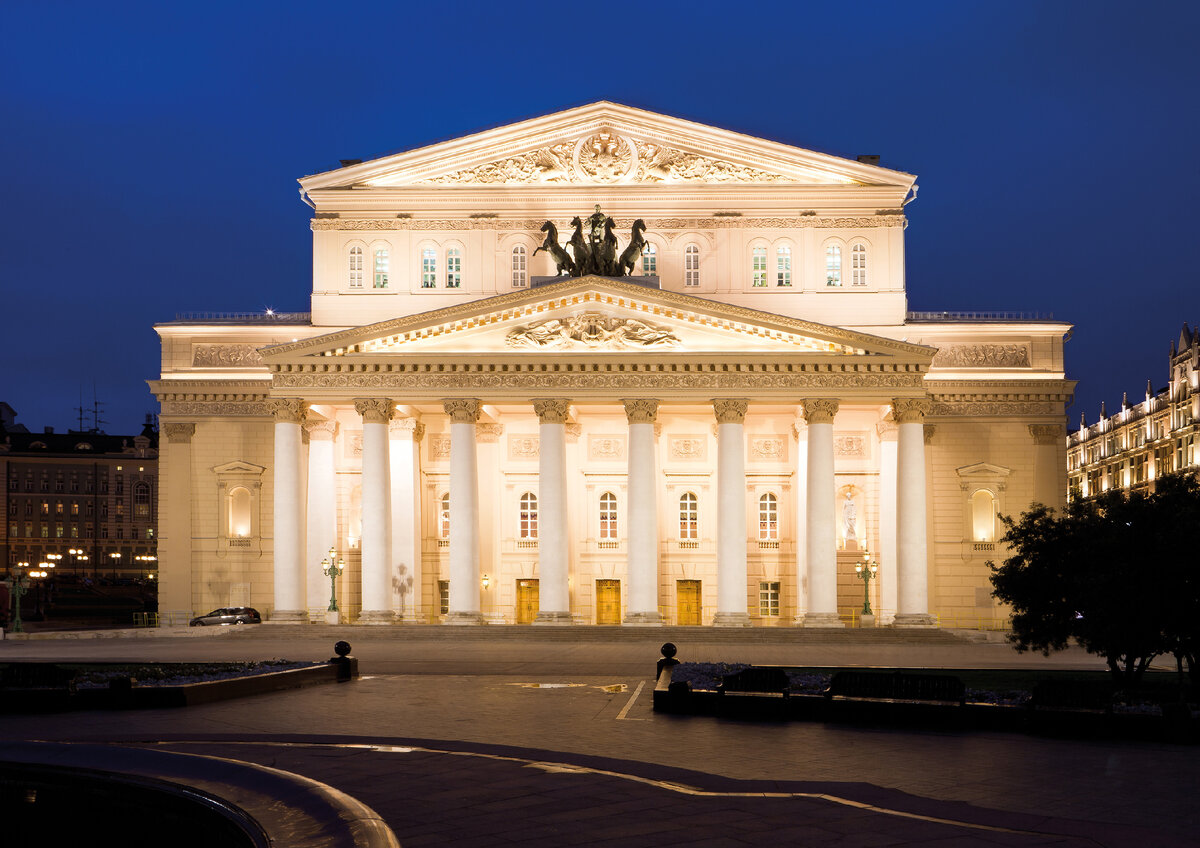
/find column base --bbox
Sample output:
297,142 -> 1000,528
444,611 -> 485,625
534,611 -> 573,625
711,612 -> 751,627
622,612 -> 663,626
358,610 -> 395,625
801,612 -> 845,628
892,613 -> 938,629
267,610 -> 308,624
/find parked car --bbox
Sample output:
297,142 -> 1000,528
189,607 -> 262,627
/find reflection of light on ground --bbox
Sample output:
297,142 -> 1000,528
598,683 -> 627,694
506,682 -> 586,689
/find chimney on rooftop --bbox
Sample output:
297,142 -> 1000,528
44,426 -> 53,434
856,155 -> 880,165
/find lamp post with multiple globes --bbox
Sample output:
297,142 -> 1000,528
855,551 -> 879,625
321,547 -> 345,624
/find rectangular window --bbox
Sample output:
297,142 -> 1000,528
70,476 -> 79,493
70,525 -> 78,538
421,249 -> 437,288
349,246 -> 363,288
684,245 -> 700,287
25,522 -> 32,538
373,249 -> 389,288
41,525 -> 49,538
9,522 -> 16,537
511,246 -> 527,288
115,476 -> 124,495
445,248 -> 462,288
116,527 -> 123,539
751,247 -> 767,286
86,501 -> 94,517
759,582 -> 781,617
776,247 -> 792,287
71,502 -> 79,516
826,245 -> 843,286
641,244 -> 657,276
101,526 -> 108,539
40,502 -> 49,516
55,478 -> 64,493
55,502 -> 64,516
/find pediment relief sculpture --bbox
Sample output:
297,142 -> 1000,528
506,312 -> 680,350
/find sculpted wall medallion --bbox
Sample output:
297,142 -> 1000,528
574,131 -> 634,182
834,434 -> 868,458
750,437 -> 786,461
670,437 -> 706,461
429,436 -> 451,460
509,435 -> 539,459
589,435 -> 626,461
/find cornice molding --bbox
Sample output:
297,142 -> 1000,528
310,215 -> 905,232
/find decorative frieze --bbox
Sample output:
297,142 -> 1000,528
802,398 -> 840,424
932,343 -> 1031,369
310,215 -> 906,232
507,313 -> 680,349
429,436 -> 451,460
192,344 -> 265,368
274,371 -> 924,391
159,401 -> 272,417
509,435 -> 540,459
931,401 -> 1062,416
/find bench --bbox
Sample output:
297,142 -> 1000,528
0,663 -> 78,692
718,667 -> 790,699
824,671 -> 965,706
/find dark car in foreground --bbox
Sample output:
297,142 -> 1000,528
189,607 -> 261,627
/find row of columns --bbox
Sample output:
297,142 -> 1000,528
268,395 -> 933,627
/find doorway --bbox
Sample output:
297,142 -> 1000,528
676,580 -> 702,625
596,579 -> 621,625
516,579 -> 539,624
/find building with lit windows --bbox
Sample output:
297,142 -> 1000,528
151,103 -> 1073,627
1,413 -> 159,579
1067,324 -> 1199,498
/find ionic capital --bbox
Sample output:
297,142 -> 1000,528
304,419 -> 338,440
443,398 -> 481,423
712,398 -> 749,424
623,398 -> 659,424
533,398 -> 571,424
1028,424 -> 1064,445
163,422 -> 196,443
801,398 -> 839,424
354,398 -> 394,423
892,398 -> 931,424
268,398 -> 307,424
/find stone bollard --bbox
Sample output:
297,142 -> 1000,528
329,639 -> 357,682
657,642 -> 679,678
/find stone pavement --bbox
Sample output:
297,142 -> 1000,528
1,628 -> 1196,846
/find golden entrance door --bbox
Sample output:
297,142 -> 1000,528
596,580 -> 621,625
516,579 -> 539,624
677,580 -> 702,625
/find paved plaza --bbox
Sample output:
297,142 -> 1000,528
1,627 -> 1196,846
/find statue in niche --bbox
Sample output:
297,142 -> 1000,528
843,492 -> 858,542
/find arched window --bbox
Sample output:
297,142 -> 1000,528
519,492 -> 538,539
679,492 -> 698,540
421,248 -> 437,288
445,247 -> 462,288
373,248 -> 389,289
851,243 -> 867,286
825,245 -> 843,286
684,244 -> 700,287
511,245 -> 527,288
751,247 -> 767,286
228,486 -> 251,538
776,246 -> 792,287
970,490 -> 996,542
440,492 -> 450,539
599,492 -> 618,539
641,243 -> 657,276
134,482 -> 151,517
758,493 -> 778,540
348,246 -> 363,288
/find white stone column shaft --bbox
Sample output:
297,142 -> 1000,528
444,399 -> 483,624
894,398 -> 935,627
792,420 -> 808,623
160,422 -> 195,618
304,419 -> 338,622
356,398 -> 393,624
803,399 -> 843,627
270,399 -> 307,622
877,420 -> 899,625
623,399 -> 661,625
533,399 -> 571,624
1030,424 -> 1065,509
713,399 -> 750,626
389,418 -> 424,621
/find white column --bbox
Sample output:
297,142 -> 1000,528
1029,424 -> 1065,509
355,398 -> 393,624
444,398 -> 483,624
802,398 -> 843,627
269,399 -> 307,622
792,419 -> 808,623
389,417 -> 424,622
623,398 -> 661,625
159,422 -> 195,619
304,418 -> 338,623
713,399 -> 750,626
877,419 -> 899,625
894,398 -> 935,627
533,399 -> 572,624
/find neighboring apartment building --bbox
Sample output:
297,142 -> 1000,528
1,413 -> 159,578
1068,324 -> 1200,498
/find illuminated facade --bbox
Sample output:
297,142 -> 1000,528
1067,324 -> 1199,498
151,103 -> 1073,626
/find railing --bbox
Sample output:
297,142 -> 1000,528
906,310 -> 1055,322
158,610 -> 193,627
171,311 -> 312,324
597,540 -> 619,549
436,539 -> 449,549
677,540 -> 699,550
517,539 -> 538,549
132,612 -> 160,627
757,540 -> 780,550
973,542 -> 995,552
228,538 -> 252,548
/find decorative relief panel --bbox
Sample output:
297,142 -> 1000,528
274,372 -> 924,391
637,144 -> 788,183
507,313 -> 680,349
932,344 -> 1031,368
160,402 -> 272,417
750,436 -> 787,462
670,437 -> 707,461
429,436 -> 451,461
192,344 -> 265,368
508,435 -> 539,460
931,401 -> 1061,416
344,431 -> 363,459
834,433 -> 868,457
588,435 -> 626,461
311,215 -> 906,231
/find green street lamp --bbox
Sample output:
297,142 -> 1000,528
10,562 -> 31,633
321,547 -> 344,613
854,552 -> 879,617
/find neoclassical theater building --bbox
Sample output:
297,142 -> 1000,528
151,103 -> 1074,627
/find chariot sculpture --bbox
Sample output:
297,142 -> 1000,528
533,206 -> 648,278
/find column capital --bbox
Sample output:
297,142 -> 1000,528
478,423 -> 504,443
304,418 -> 338,440
792,419 -> 808,440
533,398 -> 571,424
354,398 -> 394,423
268,398 -> 307,424
622,398 -> 659,424
389,416 -> 423,439
712,398 -> 749,424
1029,424 -> 1064,445
924,424 -> 937,444
163,422 -> 196,443
876,419 -> 898,440
892,398 -> 931,423
443,398 -> 481,423
801,398 -> 839,424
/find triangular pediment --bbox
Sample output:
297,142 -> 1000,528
956,462 -> 1011,478
263,278 -> 934,363
300,102 -> 915,191
212,460 -> 266,476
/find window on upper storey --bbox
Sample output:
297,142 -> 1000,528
421,249 -> 437,288
349,247 -> 363,288
519,492 -> 538,539
826,245 -> 843,287
373,249 -> 389,289
684,244 -> 700,287
752,247 -> 767,286
776,247 -> 792,287
641,243 -> 657,276
512,245 -> 527,288
851,244 -> 867,286
446,248 -> 462,288
599,492 -> 618,540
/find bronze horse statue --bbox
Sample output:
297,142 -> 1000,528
596,217 -> 619,276
616,219 -> 647,277
533,220 -> 575,276
567,216 -> 592,276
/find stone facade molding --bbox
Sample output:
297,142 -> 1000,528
304,419 -> 338,440
478,423 -> 504,443
1028,424 -> 1065,445
192,344 -> 265,368
310,215 -> 906,232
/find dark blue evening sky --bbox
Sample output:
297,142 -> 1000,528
2,0 -> 1196,435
